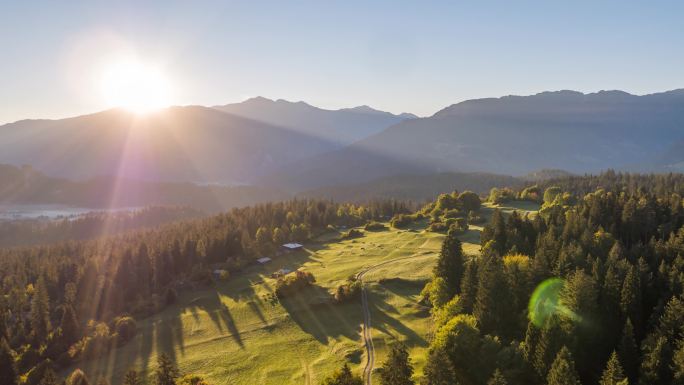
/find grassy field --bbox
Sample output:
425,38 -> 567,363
73,202 -> 539,385
74,222 -> 446,385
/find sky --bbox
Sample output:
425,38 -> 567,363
1,0 -> 684,124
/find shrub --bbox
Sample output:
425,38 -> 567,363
334,280 -> 362,303
520,185 -> 542,202
443,209 -> 465,219
179,374 -> 211,385
391,213 -> 422,228
364,221 -> 386,231
448,217 -> 468,233
467,211 -> 485,224
343,229 -> 364,239
275,270 -> 316,297
428,221 -> 448,232
113,316 -> 137,345
488,187 -> 516,204
458,191 -> 482,213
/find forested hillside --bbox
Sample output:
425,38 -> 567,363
0,206 -> 205,248
0,199 -> 411,385
415,172 -> 684,385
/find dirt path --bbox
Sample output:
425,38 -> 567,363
355,254 -> 431,385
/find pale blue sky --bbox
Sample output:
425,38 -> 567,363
1,1 -> 683,124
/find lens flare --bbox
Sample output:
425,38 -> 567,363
528,277 -> 578,327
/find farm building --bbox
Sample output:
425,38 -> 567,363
257,257 -> 272,264
281,243 -> 303,252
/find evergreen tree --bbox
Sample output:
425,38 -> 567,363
546,347 -> 581,385
673,340 -> 684,385
487,369 -> 507,385
474,252 -> 514,337
60,303 -> 80,346
0,338 -> 18,385
321,364 -> 363,385
617,319 -> 638,383
67,369 -> 91,385
379,343 -> 414,385
39,366 -> 59,385
31,275 -> 51,343
639,336 -> 671,385
422,348 -> 455,385
155,353 -> 180,385
620,265 -> 641,331
459,260 -> 478,313
522,321 -> 540,364
482,210 -> 507,255
123,370 -> 144,385
599,351 -> 626,385
534,317 -> 564,379
434,228 -> 465,296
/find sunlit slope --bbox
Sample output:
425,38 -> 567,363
75,224 -> 445,385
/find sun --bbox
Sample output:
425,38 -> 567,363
100,57 -> 174,114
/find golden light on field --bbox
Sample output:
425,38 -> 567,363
100,57 -> 174,114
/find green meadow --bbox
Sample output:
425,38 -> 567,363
74,202 -> 538,385
74,222 -> 445,385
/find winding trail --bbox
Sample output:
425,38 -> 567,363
355,254 -> 433,385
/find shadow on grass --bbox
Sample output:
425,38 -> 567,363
279,285 -> 361,344
367,293 -> 428,348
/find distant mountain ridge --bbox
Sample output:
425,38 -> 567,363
214,97 -> 415,145
259,89 -> 684,191
0,105 -> 340,183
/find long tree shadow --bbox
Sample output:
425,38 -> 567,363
367,290 -> 428,347
216,302 -> 244,348
279,285 -> 361,343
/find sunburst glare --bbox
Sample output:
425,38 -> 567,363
100,57 -> 174,114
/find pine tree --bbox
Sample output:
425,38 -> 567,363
459,261 -> 478,313
639,335 -> 671,385
434,228 -> 465,296
60,303 -> 80,346
39,366 -> 59,385
522,321 -> 540,364
599,351 -> 626,385
422,348 -> 455,385
123,370 -> 143,385
482,210 -> 507,255
379,343 -> 414,385
546,347 -> 581,385
155,353 -> 180,385
474,252 -> 514,337
67,369 -> 91,385
31,275 -> 51,344
620,265 -> 641,331
533,317 -> 564,379
487,369 -> 507,385
0,338 -> 18,385
673,340 -> 684,385
617,319 -> 638,382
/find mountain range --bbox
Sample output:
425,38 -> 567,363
1,90 -> 682,198
259,90 -> 684,191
